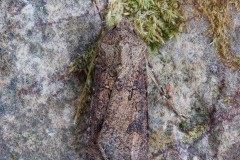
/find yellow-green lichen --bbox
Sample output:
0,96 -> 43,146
183,124 -> 207,143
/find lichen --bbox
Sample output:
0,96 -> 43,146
183,124 -> 207,143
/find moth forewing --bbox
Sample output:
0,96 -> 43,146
87,20 -> 148,160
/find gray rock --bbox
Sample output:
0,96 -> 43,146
0,0 -> 239,160
0,0 -> 102,159
148,8 -> 240,160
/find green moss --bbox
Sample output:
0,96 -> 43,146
73,55 -> 96,124
106,0 -> 240,69
68,44 -> 97,75
72,0 -> 240,124
105,0 -> 185,52
68,30 -> 107,124
179,120 -> 187,131
68,42 -> 99,124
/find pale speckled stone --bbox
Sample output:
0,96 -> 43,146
148,6 -> 240,160
1,1 -> 240,160
0,0 -> 102,159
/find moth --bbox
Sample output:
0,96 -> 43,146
87,20 -> 148,160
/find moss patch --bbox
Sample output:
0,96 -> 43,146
68,43 -> 98,124
193,0 -> 240,69
72,0 -> 240,124
105,0 -> 186,52
106,0 -> 240,69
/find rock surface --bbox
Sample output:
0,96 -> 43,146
0,0 -> 102,159
0,0 -> 239,160
148,8 -> 240,160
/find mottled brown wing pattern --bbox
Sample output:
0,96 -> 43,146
87,20 -> 148,160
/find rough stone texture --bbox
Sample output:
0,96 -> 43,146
148,7 -> 240,160
0,1 -> 240,160
0,0 -> 102,159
